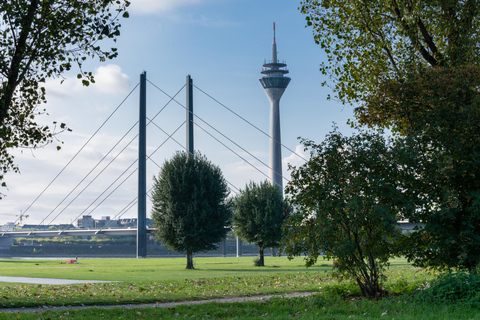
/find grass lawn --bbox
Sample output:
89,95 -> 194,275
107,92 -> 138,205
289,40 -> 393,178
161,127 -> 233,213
5,295 -> 480,320
1,256 -> 474,319
0,256 -> 331,282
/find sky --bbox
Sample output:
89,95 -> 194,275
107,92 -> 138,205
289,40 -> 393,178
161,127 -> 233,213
1,0 -> 356,226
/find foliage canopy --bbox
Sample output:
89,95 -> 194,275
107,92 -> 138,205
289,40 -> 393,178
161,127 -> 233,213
151,151 -> 232,269
386,67 -> 480,271
301,0 -> 480,271
300,0 -> 480,107
233,180 -> 286,267
282,128 -> 419,297
0,0 -> 130,195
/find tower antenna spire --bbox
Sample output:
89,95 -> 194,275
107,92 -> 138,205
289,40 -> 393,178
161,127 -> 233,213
273,22 -> 276,44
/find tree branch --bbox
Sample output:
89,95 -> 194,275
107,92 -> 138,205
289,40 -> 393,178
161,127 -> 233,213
358,4 -> 401,76
391,0 -> 438,66
1,0 -> 39,124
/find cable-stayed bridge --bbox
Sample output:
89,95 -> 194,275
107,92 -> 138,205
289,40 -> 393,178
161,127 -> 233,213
0,72 -> 306,257
0,72 -> 423,258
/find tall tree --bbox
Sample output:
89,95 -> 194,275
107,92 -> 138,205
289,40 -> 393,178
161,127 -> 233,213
299,0 -> 480,107
233,180 -> 286,267
0,0 -> 130,196
300,0 -> 480,271
373,67 -> 480,271
282,127 -> 420,297
151,151 -> 232,270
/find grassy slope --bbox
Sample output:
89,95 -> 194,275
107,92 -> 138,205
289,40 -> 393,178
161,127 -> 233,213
1,257 -> 468,319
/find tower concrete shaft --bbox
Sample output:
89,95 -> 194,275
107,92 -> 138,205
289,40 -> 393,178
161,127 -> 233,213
259,23 -> 290,192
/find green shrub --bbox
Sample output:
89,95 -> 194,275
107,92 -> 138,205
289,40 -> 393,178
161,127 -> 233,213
388,277 -> 425,294
253,257 -> 263,266
415,270 -> 480,307
321,281 -> 362,298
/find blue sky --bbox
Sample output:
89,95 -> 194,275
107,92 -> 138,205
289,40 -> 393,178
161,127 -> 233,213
1,0 -> 355,225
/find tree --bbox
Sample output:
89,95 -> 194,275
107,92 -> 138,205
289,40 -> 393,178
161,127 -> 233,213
282,127 -> 420,297
371,67 -> 480,271
0,0 -> 130,196
300,0 -> 480,107
300,1 -> 480,271
233,180 -> 286,267
151,151 -> 232,270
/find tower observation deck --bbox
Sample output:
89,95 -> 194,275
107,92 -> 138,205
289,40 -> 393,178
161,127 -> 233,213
259,23 -> 291,193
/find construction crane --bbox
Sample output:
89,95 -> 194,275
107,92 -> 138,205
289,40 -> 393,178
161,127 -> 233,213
0,211 -> 29,225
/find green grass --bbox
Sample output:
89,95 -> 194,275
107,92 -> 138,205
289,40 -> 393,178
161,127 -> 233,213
3,288 -> 480,319
0,256 -> 330,282
0,257 -> 457,319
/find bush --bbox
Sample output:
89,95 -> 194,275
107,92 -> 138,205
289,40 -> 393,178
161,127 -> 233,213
282,127 -> 419,297
253,257 -> 263,267
415,271 -> 480,307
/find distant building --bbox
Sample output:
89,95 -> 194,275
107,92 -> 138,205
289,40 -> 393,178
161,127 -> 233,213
77,215 -> 95,229
0,222 -> 15,232
95,216 -> 112,229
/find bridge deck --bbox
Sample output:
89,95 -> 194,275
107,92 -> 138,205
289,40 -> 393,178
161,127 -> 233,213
0,228 -> 155,238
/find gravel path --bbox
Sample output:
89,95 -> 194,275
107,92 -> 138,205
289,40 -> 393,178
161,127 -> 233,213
1,291 -> 318,314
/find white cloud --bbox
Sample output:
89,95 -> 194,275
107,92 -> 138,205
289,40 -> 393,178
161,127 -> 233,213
282,144 -> 308,180
169,14 -> 240,27
129,0 -> 204,15
93,65 -> 131,94
223,160 -> 269,192
45,64 -> 130,97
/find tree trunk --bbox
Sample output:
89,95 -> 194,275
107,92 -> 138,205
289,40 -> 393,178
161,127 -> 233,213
258,245 -> 265,267
186,251 -> 194,269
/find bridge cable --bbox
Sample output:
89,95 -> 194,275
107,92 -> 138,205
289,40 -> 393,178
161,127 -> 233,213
12,84 -> 140,230
99,197 -> 138,231
63,120 -> 186,230
35,83 -> 185,228
194,84 -> 307,162
66,161 -> 138,230
146,119 -> 241,194
145,121 -> 186,170
147,81 -> 281,189
186,108 -> 290,187
193,121 -> 272,186
45,132 -> 140,226
33,122 -> 138,228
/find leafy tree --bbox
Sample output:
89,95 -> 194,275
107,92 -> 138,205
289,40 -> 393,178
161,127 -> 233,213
233,180 -> 286,267
373,67 -> 480,271
282,127 -> 419,297
151,151 -> 232,269
300,0 -> 480,107
0,0 -> 130,196
300,1 -> 480,271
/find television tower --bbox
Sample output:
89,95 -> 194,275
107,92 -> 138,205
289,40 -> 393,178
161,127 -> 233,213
259,23 -> 291,192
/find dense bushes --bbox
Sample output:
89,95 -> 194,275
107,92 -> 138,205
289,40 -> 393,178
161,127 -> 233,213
415,271 -> 480,307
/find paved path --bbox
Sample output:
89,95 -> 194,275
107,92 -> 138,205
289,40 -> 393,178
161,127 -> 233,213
0,276 -> 112,285
1,291 -> 318,314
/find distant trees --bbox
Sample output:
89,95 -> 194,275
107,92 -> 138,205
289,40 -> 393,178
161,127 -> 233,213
151,151 -> 232,269
282,128 -> 420,297
233,180 -> 286,267
0,0 -> 130,196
